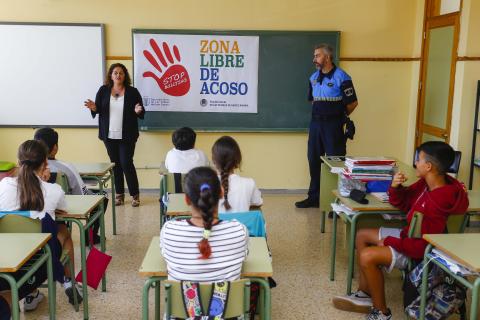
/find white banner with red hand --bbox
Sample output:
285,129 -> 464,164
133,33 -> 259,113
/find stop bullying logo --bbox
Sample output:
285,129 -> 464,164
142,39 -> 191,97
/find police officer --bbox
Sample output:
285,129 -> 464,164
295,43 -> 358,208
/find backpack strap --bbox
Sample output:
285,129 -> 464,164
181,281 -> 204,318
207,281 -> 230,319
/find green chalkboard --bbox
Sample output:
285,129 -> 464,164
132,29 -> 340,132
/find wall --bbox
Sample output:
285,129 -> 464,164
449,0 -> 480,188
0,0 -> 420,189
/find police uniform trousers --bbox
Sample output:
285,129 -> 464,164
307,115 -> 346,200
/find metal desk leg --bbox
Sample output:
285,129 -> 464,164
419,245 -> 432,320
110,168 -> 117,235
70,219 -> 89,319
45,244 -> 56,320
321,211 -> 326,233
155,281 -> 160,320
99,200 -> 107,292
330,211 -> 338,281
251,278 -> 271,320
346,214 -> 360,295
1,275 -> 20,320
142,277 -> 163,320
471,278 -> 480,320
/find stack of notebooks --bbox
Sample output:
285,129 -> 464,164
343,157 -> 397,181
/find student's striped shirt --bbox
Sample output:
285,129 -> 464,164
160,219 -> 249,282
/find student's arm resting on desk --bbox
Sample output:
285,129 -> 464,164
387,179 -> 425,213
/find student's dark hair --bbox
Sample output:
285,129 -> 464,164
105,63 -> 131,87
184,167 -> 221,259
17,140 -> 48,211
34,127 -> 58,154
211,136 -> 242,210
172,127 -> 196,151
416,141 -> 455,175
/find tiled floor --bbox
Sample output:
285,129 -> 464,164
24,193 -> 408,319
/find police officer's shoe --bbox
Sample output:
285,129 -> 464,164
295,198 -> 319,208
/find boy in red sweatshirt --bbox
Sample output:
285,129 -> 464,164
333,141 -> 469,320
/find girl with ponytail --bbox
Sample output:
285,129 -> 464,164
0,140 -> 82,309
160,167 -> 248,281
212,136 -> 263,213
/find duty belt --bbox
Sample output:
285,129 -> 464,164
313,97 -> 342,102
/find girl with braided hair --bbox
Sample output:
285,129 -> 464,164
212,136 -> 263,213
160,167 -> 249,281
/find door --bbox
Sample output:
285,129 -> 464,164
416,11 -> 460,145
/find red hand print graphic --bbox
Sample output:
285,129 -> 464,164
143,39 -> 191,96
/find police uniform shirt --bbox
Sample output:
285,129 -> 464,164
308,64 -> 357,116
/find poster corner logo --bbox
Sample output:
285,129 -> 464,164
142,39 -> 191,97
200,99 -> 208,107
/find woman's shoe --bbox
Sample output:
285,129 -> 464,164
115,194 -> 125,206
132,194 -> 140,207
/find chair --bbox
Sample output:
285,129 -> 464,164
413,150 -> 462,175
164,279 -> 251,319
52,171 -> 71,194
0,213 -> 80,311
405,211 -> 467,271
159,172 -> 185,228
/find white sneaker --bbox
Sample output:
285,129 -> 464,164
24,290 -> 44,311
366,308 -> 392,320
332,290 -> 373,313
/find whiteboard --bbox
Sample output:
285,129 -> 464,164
0,23 -> 105,126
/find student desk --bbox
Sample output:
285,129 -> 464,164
56,194 -> 106,320
332,189 -> 480,295
420,234 -> 480,320
139,237 -> 273,320
0,233 -> 55,320
73,162 -> 117,235
319,156 -> 416,233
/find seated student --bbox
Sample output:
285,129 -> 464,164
0,140 -> 83,311
34,127 -> 105,244
160,166 -> 249,282
332,141 -> 469,320
212,136 -> 263,213
164,127 -> 209,174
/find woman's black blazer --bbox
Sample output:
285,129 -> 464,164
91,85 -> 145,142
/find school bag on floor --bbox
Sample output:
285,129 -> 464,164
403,262 -> 467,320
182,281 -> 230,320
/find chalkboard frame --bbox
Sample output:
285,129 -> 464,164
132,29 -> 340,132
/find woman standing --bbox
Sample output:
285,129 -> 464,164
84,63 -> 145,207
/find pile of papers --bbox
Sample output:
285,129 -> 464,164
371,192 -> 389,203
431,249 -> 480,276
343,157 -> 397,181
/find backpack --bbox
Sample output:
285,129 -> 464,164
403,262 -> 467,320
181,281 -> 230,320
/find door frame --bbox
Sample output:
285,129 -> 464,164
415,1 -> 461,147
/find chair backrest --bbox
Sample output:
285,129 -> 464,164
407,211 -> 467,238
54,170 -> 71,194
164,279 -> 250,319
219,210 -> 266,237
0,214 -> 41,233
413,150 -> 462,174
160,172 -> 185,196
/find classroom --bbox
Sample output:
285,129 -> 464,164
1,0 -> 480,319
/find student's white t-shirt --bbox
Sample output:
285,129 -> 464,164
218,174 -> 263,213
108,95 -> 124,139
164,148 -> 209,174
0,176 -> 66,220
